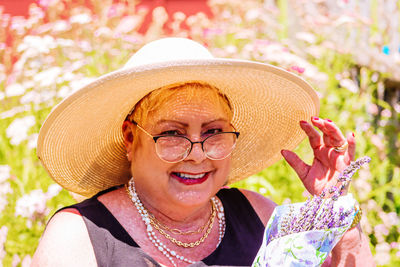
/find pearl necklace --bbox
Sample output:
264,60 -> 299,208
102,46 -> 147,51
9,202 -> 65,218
126,178 -> 226,267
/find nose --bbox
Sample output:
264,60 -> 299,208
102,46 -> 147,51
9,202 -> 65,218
185,141 -> 207,163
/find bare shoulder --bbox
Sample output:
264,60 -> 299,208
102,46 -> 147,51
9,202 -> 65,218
31,209 -> 97,267
239,189 -> 277,226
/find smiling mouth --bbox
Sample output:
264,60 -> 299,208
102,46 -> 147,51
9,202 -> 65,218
171,172 -> 211,185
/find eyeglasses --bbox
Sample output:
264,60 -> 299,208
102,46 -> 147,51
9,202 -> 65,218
131,121 -> 240,163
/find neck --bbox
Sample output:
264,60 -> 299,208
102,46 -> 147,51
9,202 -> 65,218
128,182 -> 213,231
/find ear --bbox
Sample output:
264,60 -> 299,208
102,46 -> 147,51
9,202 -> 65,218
122,120 -> 134,160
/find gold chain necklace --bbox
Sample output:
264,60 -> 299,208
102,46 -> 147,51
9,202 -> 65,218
149,201 -> 216,248
148,205 -> 212,235
125,184 -> 216,248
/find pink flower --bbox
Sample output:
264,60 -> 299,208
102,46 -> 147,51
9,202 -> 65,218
115,16 -> 139,34
39,0 -> 58,7
107,5 -> 118,18
123,35 -> 140,44
290,66 -> 305,74
203,28 -> 223,38
374,224 -> 389,236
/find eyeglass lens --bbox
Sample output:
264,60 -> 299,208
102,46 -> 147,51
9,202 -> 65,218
155,133 -> 237,163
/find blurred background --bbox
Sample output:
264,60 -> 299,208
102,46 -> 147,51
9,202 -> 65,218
0,0 -> 399,266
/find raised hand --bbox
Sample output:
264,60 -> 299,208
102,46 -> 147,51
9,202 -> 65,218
281,117 -> 356,196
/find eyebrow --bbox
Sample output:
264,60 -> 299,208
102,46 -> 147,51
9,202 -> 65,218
156,118 -> 229,127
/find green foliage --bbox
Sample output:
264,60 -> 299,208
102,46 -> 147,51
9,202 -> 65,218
0,0 -> 399,266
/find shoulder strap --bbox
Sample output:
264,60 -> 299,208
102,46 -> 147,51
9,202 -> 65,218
53,186 -> 141,266
202,187 -> 264,266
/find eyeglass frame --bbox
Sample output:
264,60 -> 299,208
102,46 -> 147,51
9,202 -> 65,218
130,120 -> 240,162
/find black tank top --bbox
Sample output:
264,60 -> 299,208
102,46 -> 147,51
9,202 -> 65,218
58,187 -> 265,267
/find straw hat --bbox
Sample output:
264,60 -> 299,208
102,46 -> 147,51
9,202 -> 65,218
37,37 -> 319,197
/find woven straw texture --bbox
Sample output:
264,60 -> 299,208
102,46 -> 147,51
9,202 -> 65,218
37,58 -> 319,197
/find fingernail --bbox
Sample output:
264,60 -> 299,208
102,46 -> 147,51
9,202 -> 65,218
281,149 -> 287,156
300,120 -> 307,125
326,119 -> 332,122
312,116 -> 319,120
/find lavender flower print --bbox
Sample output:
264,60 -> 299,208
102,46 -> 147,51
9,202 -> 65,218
253,157 -> 370,267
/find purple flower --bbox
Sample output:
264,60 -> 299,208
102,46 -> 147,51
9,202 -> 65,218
270,157 -> 371,241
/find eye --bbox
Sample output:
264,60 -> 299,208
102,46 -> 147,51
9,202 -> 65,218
203,128 -> 223,135
160,130 -> 182,135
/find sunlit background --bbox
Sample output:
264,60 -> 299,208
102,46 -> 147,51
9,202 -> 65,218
0,0 -> 399,266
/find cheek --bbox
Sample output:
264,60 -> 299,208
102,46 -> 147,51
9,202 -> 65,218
131,137 -> 154,170
131,136 -> 171,175
215,158 -> 232,180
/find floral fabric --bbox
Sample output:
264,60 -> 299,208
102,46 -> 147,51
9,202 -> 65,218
252,194 -> 357,267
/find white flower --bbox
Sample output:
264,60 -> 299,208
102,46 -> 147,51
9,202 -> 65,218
70,13 -> 91,24
20,90 -> 56,105
15,184 -> 61,221
374,243 -> 391,265
19,91 -> 40,105
78,41 -> 92,52
224,45 -> 238,54
60,71 -> 75,82
56,38 -> 74,47
45,184 -> 62,199
6,116 -> 36,145
52,21 -> 71,32
0,165 -> 12,214
339,78 -> 359,93
12,254 -> 20,267
0,92 -> 4,101
94,27 -> 113,38
17,35 -> 56,54
22,80 -> 34,89
115,16 -> 140,34
374,224 -> 389,236
381,109 -> 392,118
21,255 -> 32,267
15,189 -> 48,220
57,86 -> 72,98
245,9 -> 261,20
34,67 -> 62,87
27,133 -> 39,150
295,32 -> 317,44
5,83 -> 26,97
0,166 -> 11,183
0,106 -> 30,119
0,182 -> 12,195
39,0 -> 59,7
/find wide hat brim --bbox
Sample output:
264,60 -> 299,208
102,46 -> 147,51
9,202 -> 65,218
37,58 -> 319,197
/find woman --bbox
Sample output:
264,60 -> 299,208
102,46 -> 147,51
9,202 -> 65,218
32,38 -> 374,266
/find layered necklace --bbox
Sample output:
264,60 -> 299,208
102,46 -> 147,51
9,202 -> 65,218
126,178 -> 226,267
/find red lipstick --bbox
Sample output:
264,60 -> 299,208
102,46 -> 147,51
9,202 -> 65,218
171,172 -> 210,185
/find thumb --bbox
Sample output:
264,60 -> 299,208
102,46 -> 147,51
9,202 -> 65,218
281,149 -> 310,181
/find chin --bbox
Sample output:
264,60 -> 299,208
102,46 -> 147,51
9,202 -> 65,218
172,190 -> 215,207
167,172 -> 225,206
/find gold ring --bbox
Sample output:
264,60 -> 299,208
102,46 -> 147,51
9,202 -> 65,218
334,141 -> 348,152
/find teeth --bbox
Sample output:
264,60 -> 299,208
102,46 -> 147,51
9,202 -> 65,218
176,172 -> 206,179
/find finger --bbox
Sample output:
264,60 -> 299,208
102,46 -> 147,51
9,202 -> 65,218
347,132 -> 356,161
323,120 -> 346,145
281,149 -> 310,180
300,120 -> 322,149
311,117 -> 345,147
